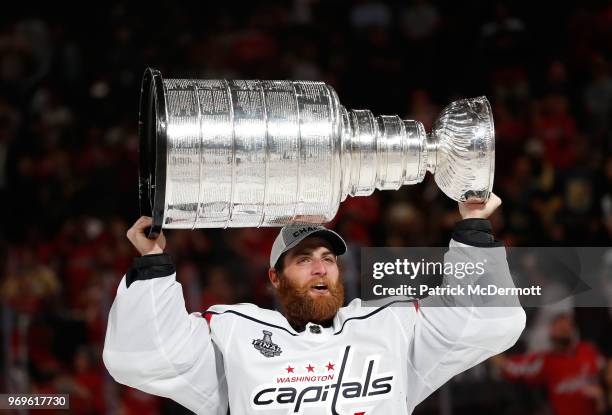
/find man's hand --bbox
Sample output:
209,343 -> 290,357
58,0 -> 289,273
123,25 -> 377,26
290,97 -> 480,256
458,193 -> 502,220
126,216 -> 166,256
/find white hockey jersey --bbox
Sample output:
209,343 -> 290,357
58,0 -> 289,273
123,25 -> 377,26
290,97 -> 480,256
103,241 -> 526,414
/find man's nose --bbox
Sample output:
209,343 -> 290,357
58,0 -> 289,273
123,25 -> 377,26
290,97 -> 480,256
311,258 -> 327,275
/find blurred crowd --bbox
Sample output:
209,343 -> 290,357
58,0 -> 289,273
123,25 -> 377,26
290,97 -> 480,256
0,0 -> 611,414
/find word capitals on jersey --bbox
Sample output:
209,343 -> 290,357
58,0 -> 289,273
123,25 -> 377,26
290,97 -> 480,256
250,346 -> 394,414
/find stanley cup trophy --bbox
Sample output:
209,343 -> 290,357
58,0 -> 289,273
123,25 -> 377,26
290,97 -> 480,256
139,68 -> 495,238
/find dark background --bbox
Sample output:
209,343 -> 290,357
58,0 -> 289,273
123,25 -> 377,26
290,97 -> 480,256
0,0 -> 611,413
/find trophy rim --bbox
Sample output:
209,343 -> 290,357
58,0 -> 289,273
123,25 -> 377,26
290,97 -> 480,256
482,96 -> 495,202
138,67 -> 167,238
472,95 -> 495,203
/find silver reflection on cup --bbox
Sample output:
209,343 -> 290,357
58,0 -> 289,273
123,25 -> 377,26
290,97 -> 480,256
139,68 -> 495,237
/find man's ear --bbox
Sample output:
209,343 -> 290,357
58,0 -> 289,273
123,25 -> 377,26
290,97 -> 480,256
268,267 -> 280,289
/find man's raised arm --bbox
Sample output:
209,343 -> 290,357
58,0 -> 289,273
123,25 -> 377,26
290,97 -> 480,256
103,217 -> 228,415
397,194 -> 526,409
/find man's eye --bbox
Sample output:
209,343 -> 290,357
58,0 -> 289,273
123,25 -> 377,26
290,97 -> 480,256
324,257 -> 336,263
298,257 -> 310,264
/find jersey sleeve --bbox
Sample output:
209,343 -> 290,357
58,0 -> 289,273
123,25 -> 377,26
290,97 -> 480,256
103,256 -> 228,415
399,220 -> 527,407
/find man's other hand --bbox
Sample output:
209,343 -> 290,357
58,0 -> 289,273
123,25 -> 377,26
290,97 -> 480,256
126,216 -> 166,256
458,193 -> 502,220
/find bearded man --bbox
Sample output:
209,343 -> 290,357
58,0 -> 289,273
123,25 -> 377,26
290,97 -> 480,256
103,193 -> 526,414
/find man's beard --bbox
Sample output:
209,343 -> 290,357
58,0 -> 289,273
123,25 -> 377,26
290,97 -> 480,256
276,273 -> 345,331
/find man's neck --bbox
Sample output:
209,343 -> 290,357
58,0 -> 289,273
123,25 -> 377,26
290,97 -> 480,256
286,316 -> 334,333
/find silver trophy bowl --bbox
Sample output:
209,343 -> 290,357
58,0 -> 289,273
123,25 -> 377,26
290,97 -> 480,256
139,68 -> 494,237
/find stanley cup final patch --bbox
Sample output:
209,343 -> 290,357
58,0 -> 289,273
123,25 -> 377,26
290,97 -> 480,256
252,330 -> 282,358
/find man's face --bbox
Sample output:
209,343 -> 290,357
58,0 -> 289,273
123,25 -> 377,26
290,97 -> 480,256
269,236 -> 344,329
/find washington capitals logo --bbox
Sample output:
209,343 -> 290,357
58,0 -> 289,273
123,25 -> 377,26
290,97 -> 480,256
253,330 -> 282,358
251,346 -> 394,413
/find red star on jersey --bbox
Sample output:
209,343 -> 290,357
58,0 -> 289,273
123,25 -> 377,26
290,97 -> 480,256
285,366 -> 294,373
306,364 -> 315,373
326,362 -> 335,371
